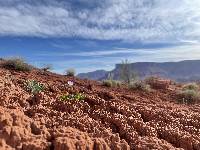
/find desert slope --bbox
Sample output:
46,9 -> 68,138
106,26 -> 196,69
0,67 -> 200,150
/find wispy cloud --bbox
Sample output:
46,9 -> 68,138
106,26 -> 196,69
34,44 -> 200,73
38,48 -> 154,57
37,42 -> 200,58
0,0 -> 200,43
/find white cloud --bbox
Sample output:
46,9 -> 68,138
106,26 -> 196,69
38,42 -> 200,58
35,44 -> 200,73
38,47 -> 154,57
0,0 -> 199,43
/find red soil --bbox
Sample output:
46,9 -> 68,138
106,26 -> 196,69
0,68 -> 200,150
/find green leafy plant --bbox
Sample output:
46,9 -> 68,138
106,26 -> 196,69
66,68 -> 76,77
25,80 -> 45,95
60,94 -> 72,101
60,93 -> 85,102
129,81 -> 151,92
74,93 -> 85,101
1,57 -> 32,72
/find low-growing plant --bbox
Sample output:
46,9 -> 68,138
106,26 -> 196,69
1,57 -> 32,72
176,82 -> 200,104
129,81 -> 151,92
177,89 -> 200,104
102,80 -> 112,87
102,80 -> 121,87
182,83 -> 199,91
41,64 -> 53,72
60,93 -> 85,102
145,76 -> 158,84
25,80 -> 45,95
60,94 -> 72,101
66,68 -> 76,77
74,93 -> 85,101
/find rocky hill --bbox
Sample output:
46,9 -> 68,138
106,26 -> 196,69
78,70 -> 108,80
78,60 -> 200,82
0,60 -> 200,149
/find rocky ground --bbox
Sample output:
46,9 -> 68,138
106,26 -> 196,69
0,67 -> 200,150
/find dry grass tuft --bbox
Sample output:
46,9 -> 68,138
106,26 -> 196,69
1,57 -> 33,72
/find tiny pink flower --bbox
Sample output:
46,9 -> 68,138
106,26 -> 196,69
67,81 -> 74,86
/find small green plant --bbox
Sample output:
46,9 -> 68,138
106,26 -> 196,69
74,93 -> 85,101
177,89 -> 200,104
129,81 -> 151,92
182,83 -> 199,91
60,94 -> 71,101
66,68 -> 76,77
1,57 -> 32,72
102,80 -> 121,87
60,93 -> 85,102
25,80 -> 45,95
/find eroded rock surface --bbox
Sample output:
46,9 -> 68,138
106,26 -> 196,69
0,68 -> 200,150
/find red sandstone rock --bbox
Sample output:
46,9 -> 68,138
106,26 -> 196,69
146,77 -> 171,90
0,67 -> 199,150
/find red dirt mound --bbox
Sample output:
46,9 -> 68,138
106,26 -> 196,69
0,67 -> 200,150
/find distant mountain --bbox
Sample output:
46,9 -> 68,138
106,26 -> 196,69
77,60 -> 200,82
77,70 -> 108,80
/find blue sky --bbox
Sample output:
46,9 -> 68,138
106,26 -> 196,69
0,0 -> 200,73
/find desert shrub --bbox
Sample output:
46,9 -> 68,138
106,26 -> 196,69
145,76 -> 158,88
25,80 -> 45,95
60,93 -> 85,102
176,83 -> 200,104
145,76 -> 158,84
66,68 -> 76,77
41,64 -> 53,72
120,59 -> 137,84
182,83 -> 199,91
129,81 -> 151,92
102,80 -> 112,87
177,89 -> 200,104
102,80 -> 121,87
1,58 -> 32,71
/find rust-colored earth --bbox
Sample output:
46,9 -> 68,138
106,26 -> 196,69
0,67 -> 200,150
